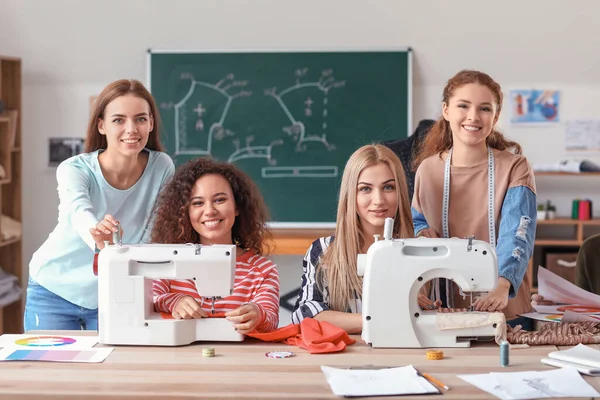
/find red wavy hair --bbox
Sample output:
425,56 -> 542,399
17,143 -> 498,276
412,70 -> 521,170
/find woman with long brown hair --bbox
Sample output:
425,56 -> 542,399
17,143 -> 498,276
412,70 -> 537,330
292,144 -> 414,333
26,79 -> 174,331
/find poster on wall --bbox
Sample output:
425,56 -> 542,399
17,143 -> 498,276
509,89 -> 560,123
565,119 -> 600,154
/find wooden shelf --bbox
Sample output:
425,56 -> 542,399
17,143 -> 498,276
529,217 -> 600,292
535,218 -> 600,246
0,236 -> 20,248
0,55 -> 23,334
534,239 -> 581,246
537,218 -> 600,225
534,171 -> 600,176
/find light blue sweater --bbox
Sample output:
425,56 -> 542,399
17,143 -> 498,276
29,149 -> 175,309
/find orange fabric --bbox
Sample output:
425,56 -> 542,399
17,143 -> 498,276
247,318 -> 355,354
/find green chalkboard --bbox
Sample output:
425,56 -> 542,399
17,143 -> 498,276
148,49 -> 412,227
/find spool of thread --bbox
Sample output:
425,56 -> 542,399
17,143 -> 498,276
572,199 -> 580,220
202,348 -> 215,357
579,200 -> 591,221
112,222 -> 122,245
500,340 -> 509,367
426,350 -> 444,360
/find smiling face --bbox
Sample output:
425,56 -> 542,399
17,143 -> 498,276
188,173 -> 239,246
355,162 -> 399,237
98,94 -> 153,156
442,83 -> 499,149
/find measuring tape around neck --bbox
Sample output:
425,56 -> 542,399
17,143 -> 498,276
442,146 -> 496,247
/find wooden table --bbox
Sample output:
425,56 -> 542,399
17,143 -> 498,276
0,331 -> 599,399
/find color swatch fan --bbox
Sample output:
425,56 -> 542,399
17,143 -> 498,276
0,334 -> 99,350
15,336 -> 76,347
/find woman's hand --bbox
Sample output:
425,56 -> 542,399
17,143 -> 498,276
225,303 -> 261,335
418,293 -> 442,310
89,214 -> 122,250
172,296 -> 207,319
473,278 -> 510,312
531,293 -> 555,306
417,228 -> 440,238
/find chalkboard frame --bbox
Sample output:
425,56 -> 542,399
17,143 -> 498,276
147,48 -> 413,229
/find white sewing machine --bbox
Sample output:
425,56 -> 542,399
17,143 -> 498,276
359,218 -> 500,348
97,243 -> 244,346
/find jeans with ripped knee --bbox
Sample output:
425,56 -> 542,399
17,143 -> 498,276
24,278 -> 98,331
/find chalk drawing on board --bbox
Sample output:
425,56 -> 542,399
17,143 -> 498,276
228,136 -> 283,164
164,72 -> 252,156
264,68 -> 345,153
262,166 -> 339,178
163,69 -> 345,179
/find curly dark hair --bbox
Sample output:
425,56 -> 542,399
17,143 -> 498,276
151,157 -> 273,255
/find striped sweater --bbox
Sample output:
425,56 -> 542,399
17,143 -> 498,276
153,250 -> 280,332
291,236 -> 362,324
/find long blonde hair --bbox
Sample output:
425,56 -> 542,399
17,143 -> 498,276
318,144 -> 414,312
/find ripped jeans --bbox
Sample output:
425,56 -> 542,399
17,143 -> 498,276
24,278 -> 97,331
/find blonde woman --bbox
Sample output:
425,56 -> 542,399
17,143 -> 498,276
291,144 -> 415,333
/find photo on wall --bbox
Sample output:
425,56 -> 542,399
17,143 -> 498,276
509,89 -> 560,123
49,138 -> 85,167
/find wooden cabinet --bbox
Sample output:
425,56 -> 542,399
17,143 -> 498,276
0,56 -> 22,333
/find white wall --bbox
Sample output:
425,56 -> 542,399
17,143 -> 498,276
2,0 -> 600,301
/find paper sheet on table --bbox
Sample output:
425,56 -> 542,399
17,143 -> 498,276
541,358 -> 600,376
520,310 -> 600,323
532,304 -> 600,315
518,312 -> 562,322
542,344 -> 600,375
492,367 -> 599,399
0,347 -> 114,363
321,365 -> 439,397
561,310 -> 600,323
537,266 -> 600,307
547,344 -> 600,368
0,334 -> 99,350
459,373 -> 513,399
460,367 -> 600,399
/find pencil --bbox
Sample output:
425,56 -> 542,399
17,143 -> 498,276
422,373 -> 450,390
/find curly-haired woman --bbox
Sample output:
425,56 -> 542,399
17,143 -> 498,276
151,157 -> 279,334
